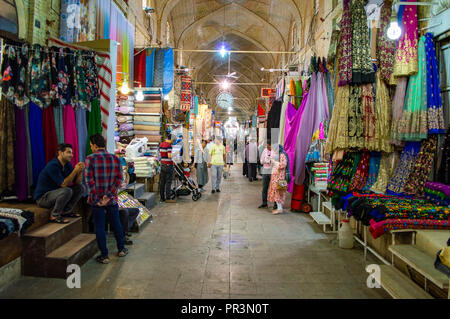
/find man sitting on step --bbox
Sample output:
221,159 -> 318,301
33,144 -> 85,224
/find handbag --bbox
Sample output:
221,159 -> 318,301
277,179 -> 288,191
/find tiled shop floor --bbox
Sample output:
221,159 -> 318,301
0,165 -> 390,299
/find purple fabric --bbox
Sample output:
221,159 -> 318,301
425,182 -> 450,197
120,123 -> 134,131
293,72 -> 324,185
14,106 -> 28,201
284,95 -> 308,193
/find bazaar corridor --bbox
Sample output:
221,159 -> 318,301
0,165 -> 389,299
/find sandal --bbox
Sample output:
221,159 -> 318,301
118,248 -> 129,257
96,255 -> 110,264
49,216 -> 70,224
62,212 -> 81,218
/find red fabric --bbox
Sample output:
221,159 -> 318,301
42,106 -> 58,164
134,49 -> 146,86
258,103 -> 265,116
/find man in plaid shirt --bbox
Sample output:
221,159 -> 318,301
85,134 -> 128,264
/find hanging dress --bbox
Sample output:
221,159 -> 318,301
424,33 -> 445,134
14,106 -> 28,201
393,36 -> 428,141
370,152 -> 400,194
338,0 -> 352,86
363,152 -> 381,191
28,102 -> 46,187
63,105 -> 79,167
390,77 -> 408,146
76,107 -> 88,163
387,142 -> 421,196
86,98 -> 103,156
374,73 -> 393,153
325,84 -> 350,154
393,1 -> 419,77
349,150 -> 370,191
42,104 -> 59,163
0,98 -> 16,194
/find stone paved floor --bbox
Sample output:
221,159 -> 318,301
0,165 -> 390,299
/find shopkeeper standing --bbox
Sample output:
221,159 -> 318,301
85,134 -> 128,264
159,135 -> 176,203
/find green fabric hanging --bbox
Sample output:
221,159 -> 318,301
86,98 -> 102,156
296,80 -> 302,108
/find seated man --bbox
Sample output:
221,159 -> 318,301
33,144 -> 85,224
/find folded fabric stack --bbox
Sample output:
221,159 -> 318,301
311,163 -> 329,188
115,94 -> 135,149
0,207 -> 35,239
133,89 -> 162,152
129,157 -> 159,178
424,182 -> 450,206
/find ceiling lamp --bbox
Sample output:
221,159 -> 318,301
135,86 -> 144,102
221,80 -> 230,90
120,75 -> 130,95
219,44 -> 228,58
387,7 -> 401,40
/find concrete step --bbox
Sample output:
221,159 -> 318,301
43,234 -> 98,279
137,192 -> 157,210
22,217 -> 82,257
389,244 -> 449,289
415,230 -> 450,257
379,264 -> 433,299
125,183 -> 145,199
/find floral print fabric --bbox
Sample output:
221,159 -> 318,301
376,0 -> 396,83
387,142 -> 421,196
349,150 -> 370,191
328,152 -> 361,192
338,0 -> 352,86
267,153 -> 288,206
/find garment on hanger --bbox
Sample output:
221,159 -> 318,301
29,44 -> 51,108
387,142 -> 421,196
14,106 -> 28,201
374,73 -> 393,153
362,152 -> 381,191
424,33 -> 445,134
53,102 -> 65,144
86,98 -> 103,156
370,152 -> 400,194
376,0 -> 396,83
338,0 -> 352,86
351,0 -> 375,84
63,105 -> 79,167
0,98 -> 16,194
28,102 -> 46,187
349,150 -> 370,191
267,100 -> 282,142
393,36 -> 427,142
325,85 -> 350,154
393,0 -> 419,77
390,77 -> 408,146
76,107 -> 88,163
43,105 -> 58,163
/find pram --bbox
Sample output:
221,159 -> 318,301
168,162 -> 202,201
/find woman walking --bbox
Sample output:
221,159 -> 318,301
195,140 -> 209,192
267,144 -> 291,214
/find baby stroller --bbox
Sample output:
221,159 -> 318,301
168,162 -> 202,201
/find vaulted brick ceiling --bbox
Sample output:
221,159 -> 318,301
158,0 -> 301,121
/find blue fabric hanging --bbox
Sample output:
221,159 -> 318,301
28,102 -> 46,187
163,48 -> 174,96
194,96 -> 199,116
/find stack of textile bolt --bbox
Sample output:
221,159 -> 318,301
133,88 -> 162,154
424,182 -> 450,206
130,157 -> 159,178
0,208 -> 35,240
116,94 -> 135,146
311,163 -> 329,188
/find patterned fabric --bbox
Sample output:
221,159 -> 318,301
403,135 -> 438,197
0,98 -> 16,194
348,85 -> 363,148
73,50 -> 88,109
376,0 -> 396,83
393,1 -> 419,77
267,153 -> 288,206
387,142 -> 421,196
349,150 -> 370,191
84,149 -> 123,206
390,77 -> 408,146
424,33 -> 445,134
374,73 -> 393,153
363,152 -> 381,191
29,44 -> 51,108
325,85 -> 349,154
392,36 -> 428,142
338,0 -> 352,86
2,45 -> 30,107
328,152 -> 361,192
181,75 -> 192,112
371,152 -> 399,194
370,219 -> 450,239
437,132 -> 450,185
351,0 -> 375,84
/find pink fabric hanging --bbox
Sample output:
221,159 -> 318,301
284,93 -> 309,193
63,105 -> 79,167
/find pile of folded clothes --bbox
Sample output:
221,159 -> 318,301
0,208 -> 35,240
130,157 -> 159,178
134,90 -> 162,144
115,94 -> 135,144
311,163 -> 329,188
424,182 -> 450,206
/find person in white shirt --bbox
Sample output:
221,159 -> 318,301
259,143 -> 273,208
247,137 -> 258,182
194,140 -> 209,192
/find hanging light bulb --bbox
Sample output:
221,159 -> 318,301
135,85 -> 144,102
164,94 -> 170,101
120,75 -> 130,95
219,44 -> 227,58
387,7 -> 401,40
221,80 -> 230,90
